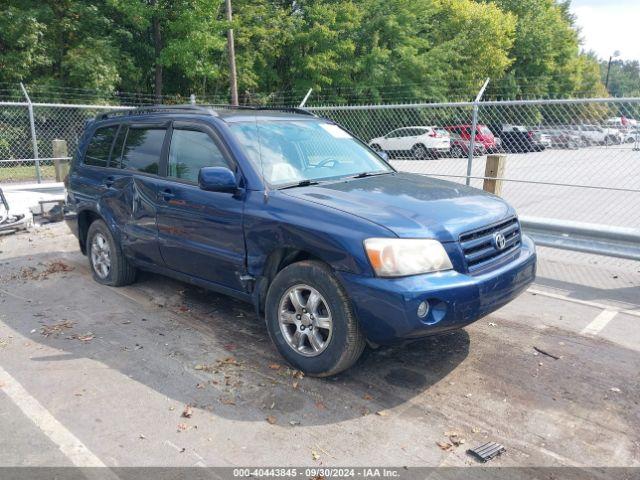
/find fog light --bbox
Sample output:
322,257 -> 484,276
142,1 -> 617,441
417,301 -> 430,318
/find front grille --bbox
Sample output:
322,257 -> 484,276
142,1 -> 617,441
459,217 -> 521,272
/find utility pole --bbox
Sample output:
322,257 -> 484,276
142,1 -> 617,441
225,0 -> 239,106
605,50 -> 620,91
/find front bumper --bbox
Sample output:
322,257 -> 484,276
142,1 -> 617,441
338,235 -> 536,345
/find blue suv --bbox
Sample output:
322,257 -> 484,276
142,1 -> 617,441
65,105 -> 536,376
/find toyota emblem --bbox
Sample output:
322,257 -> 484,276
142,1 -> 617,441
493,232 -> 507,251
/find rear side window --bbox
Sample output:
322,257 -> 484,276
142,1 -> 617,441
84,126 -> 118,167
120,127 -> 166,174
168,129 -> 229,182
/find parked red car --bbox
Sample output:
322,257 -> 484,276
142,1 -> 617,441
444,124 -> 498,152
449,132 -> 487,157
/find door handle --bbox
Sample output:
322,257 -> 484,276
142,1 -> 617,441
103,176 -> 115,188
158,189 -> 175,200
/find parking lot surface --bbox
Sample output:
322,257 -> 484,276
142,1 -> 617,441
0,222 -> 638,469
391,143 -> 640,228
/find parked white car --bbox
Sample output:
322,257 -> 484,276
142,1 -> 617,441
369,126 -> 451,159
577,125 -> 623,145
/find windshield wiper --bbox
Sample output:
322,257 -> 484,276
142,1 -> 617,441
278,179 -> 321,190
349,171 -> 392,179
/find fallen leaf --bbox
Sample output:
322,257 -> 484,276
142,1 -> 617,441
177,423 -> 188,431
311,451 -> 320,461
196,383 -> 205,389
363,393 -> 373,401
437,441 -> 453,451
266,415 -> 277,425
219,397 -> 236,406
315,401 -> 326,410
139,434 -> 146,440
269,363 -> 282,370
292,370 -> 304,379
376,410 -> 389,417
182,405 -> 193,418
289,420 -> 300,426
292,381 -> 299,389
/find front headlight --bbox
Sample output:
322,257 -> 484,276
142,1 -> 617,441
364,238 -> 453,277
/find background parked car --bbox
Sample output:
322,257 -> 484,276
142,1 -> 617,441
529,129 -> 552,148
576,124 -> 623,145
448,132 -> 487,157
444,124 -> 498,152
369,126 -> 450,159
536,129 -> 583,149
489,124 -> 546,153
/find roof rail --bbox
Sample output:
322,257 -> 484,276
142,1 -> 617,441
201,105 -> 316,117
95,104 -> 217,121
94,104 -> 316,121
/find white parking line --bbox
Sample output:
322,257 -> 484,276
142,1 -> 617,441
581,310 -> 618,336
528,287 -> 640,318
0,365 -> 106,467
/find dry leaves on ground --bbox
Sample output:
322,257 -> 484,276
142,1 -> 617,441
266,415 -> 277,425
40,320 -> 75,337
182,405 -> 193,418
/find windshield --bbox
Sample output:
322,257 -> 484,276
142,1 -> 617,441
228,120 -> 392,187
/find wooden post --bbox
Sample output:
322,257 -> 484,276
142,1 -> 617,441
483,154 -> 506,195
52,139 -> 69,183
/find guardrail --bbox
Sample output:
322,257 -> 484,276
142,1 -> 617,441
520,216 -> 640,261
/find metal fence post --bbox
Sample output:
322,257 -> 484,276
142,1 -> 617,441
466,78 -> 490,186
20,83 -> 41,183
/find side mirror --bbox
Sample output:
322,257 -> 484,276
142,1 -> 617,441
377,150 -> 389,161
198,167 -> 237,193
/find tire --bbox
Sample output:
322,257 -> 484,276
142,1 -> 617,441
86,219 -> 136,286
265,260 -> 366,377
411,144 -> 428,160
451,146 -> 464,158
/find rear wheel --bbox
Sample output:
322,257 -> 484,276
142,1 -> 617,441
265,261 -> 366,377
87,219 -> 136,286
411,144 -> 428,160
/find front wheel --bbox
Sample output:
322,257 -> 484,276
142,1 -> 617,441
450,145 -> 464,158
265,261 -> 366,377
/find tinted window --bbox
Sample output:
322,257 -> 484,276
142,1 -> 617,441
121,128 -> 166,174
386,129 -> 401,138
84,126 -> 118,167
168,129 -> 229,182
109,126 -> 126,168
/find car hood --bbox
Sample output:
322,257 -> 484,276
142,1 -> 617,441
281,172 -> 514,242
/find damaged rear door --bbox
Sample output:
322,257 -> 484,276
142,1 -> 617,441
103,121 -> 169,266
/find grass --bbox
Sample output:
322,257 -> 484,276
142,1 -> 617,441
0,165 -> 56,183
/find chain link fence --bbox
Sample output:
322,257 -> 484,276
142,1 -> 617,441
1,97 -> 639,230
0,102 -> 127,183
309,98 -> 640,229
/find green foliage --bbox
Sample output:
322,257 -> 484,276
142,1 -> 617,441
601,59 -> 640,98
0,0 -> 610,103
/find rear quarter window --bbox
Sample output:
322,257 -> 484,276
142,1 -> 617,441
120,127 -> 166,175
84,126 -> 118,167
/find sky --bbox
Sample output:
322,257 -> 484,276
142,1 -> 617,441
570,0 -> 640,61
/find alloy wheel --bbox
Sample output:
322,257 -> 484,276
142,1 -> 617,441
91,232 -> 111,279
278,284 -> 333,357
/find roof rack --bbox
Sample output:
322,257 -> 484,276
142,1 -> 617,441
226,106 -> 316,117
94,104 -> 316,121
95,104 -> 217,121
